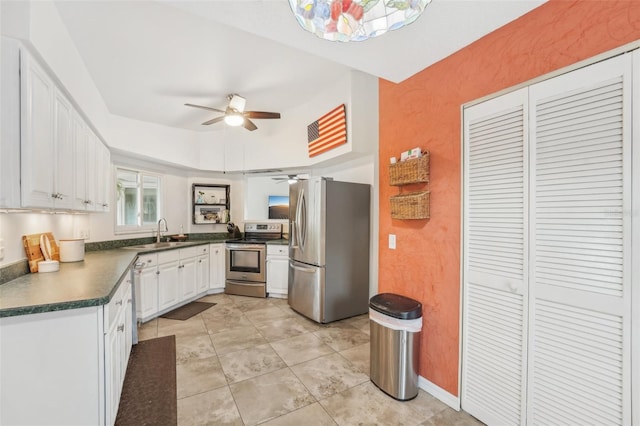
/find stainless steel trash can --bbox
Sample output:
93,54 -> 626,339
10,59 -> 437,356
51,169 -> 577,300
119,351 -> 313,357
369,293 -> 422,401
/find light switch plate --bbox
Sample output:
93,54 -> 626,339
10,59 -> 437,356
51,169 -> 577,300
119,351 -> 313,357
389,234 -> 396,249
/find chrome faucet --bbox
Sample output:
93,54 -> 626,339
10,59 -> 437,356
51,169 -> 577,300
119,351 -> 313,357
157,218 -> 168,243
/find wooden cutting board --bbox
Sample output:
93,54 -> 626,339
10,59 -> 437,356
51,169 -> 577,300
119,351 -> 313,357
23,232 -> 60,273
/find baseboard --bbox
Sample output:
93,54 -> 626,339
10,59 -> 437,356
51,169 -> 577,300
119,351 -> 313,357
418,376 -> 460,410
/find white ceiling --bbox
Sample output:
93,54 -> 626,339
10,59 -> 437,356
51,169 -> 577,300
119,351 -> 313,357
53,0 -> 546,132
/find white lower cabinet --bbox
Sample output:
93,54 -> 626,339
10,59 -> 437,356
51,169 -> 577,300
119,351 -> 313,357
266,245 -> 288,297
209,243 -> 225,292
103,272 -> 133,426
135,257 -> 159,322
135,245 -> 217,322
0,270 -> 133,426
196,245 -> 210,295
158,259 -> 180,312
178,247 -> 198,301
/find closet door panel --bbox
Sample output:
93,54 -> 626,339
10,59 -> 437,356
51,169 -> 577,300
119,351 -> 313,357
528,54 -> 632,426
462,88 -> 529,426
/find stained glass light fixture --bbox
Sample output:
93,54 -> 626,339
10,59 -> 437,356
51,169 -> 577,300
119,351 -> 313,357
289,0 -> 431,42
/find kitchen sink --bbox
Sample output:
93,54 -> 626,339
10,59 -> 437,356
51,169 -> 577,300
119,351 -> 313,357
123,241 -> 193,250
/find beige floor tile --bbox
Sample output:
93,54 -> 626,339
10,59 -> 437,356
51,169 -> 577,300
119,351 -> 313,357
218,343 -> 286,384
255,317 -> 316,342
197,293 -> 234,305
209,325 -> 267,355
270,333 -> 335,366
201,303 -> 244,320
176,355 -> 228,399
137,319 -> 158,341
177,386 -> 243,426
244,306 -> 293,324
291,352 -> 369,399
230,368 -> 316,426
407,390 -> 450,420
341,314 -> 370,335
419,407 -> 485,426
320,381 -> 424,426
202,312 -> 253,335
260,402 -> 337,426
175,333 -> 217,365
339,343 -> 370,375
157,316 -> 207,338
313,324 -> 370,352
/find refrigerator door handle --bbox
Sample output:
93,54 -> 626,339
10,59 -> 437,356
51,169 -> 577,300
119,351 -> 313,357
289,260 -> 317,273
298,189 -> 307,250
290,220 -> 298,248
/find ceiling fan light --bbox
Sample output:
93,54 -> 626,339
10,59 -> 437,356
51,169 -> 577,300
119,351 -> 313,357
288,0 -> 431,42
224,113 -> 244,127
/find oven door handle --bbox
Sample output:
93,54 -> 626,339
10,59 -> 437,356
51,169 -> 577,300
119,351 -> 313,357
225,244 -> 266,250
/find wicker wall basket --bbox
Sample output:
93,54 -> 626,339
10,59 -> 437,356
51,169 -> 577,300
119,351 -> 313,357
390,191 -> 430,219
389,154 -> 430,186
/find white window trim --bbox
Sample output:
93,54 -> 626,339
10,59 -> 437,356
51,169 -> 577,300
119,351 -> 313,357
114,167 -> 163,235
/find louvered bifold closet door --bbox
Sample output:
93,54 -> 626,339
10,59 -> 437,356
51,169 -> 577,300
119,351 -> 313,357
528,54 -> 632,426
462,88 -> 529,426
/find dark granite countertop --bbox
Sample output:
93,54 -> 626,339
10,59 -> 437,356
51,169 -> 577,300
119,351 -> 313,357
0,250 -> 138,318
0,237 -> 286,318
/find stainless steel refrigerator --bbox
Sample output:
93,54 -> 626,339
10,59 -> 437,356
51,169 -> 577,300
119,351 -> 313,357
288,177 -> 370,323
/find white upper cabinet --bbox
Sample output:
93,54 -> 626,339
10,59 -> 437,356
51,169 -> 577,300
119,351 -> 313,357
53,89 -> 75,209
7,39 -> 110,212
20,52 -> 56,208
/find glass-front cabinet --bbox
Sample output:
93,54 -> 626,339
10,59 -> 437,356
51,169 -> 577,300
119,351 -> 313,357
192,184 -> 230,224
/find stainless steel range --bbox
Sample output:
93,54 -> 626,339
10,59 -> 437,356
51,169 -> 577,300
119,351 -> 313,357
225,222 -> 282,298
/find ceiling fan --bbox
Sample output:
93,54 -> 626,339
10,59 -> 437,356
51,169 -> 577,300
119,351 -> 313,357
272,175 -> 300,184
185,94 -> 280,131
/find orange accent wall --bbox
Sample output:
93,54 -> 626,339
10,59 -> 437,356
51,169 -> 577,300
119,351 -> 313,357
378,0 -> 640,396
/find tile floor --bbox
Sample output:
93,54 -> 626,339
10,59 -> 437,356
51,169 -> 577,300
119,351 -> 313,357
138,293 -> 484,426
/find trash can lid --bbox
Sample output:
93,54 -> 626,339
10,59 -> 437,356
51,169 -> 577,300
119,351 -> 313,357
369,293 -> 422,320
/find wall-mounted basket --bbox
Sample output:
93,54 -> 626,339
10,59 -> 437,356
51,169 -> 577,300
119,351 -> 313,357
389,154 -> 430,186
390,191 -> 430,219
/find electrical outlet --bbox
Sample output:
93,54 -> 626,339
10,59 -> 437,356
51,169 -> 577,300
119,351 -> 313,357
80,230 -> 90,239
389,234 -> 396,249
0,238 -> 4,260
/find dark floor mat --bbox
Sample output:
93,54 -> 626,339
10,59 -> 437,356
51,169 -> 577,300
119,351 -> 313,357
160,301 -> 216,321
115,335 -> 177,426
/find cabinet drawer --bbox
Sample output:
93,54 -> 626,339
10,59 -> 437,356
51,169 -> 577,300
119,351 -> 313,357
158,249 -> 180,264
136,253 -> 157,269
267,245 -> 288,256
105,279 -> 126,327
194,244 -> 209,256
179,246 -> 198,259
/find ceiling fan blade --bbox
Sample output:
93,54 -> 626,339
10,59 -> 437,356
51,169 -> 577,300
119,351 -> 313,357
244,111 -> 281,120
202,116 -> 225,125
185,103 -> 225,113
243,118 -> 258,131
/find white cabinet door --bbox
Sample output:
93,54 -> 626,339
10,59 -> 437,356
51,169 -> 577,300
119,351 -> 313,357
462,88 -> 529,426
180,257 -> 197,301
84,129 -> 98,211
72,110 -> 89,210
104,315 -> 121,426
527,53 -> 632,426
53,89 -> 74,209
196,254 -> 210,295
158,261 -> 179,311
209,244 -> 225,291
137,267 -> 159,321
266,257 -> 288,296
20,52 -> 55,208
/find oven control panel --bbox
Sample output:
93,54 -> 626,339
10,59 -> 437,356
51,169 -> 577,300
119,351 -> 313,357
244,223 -> 283,233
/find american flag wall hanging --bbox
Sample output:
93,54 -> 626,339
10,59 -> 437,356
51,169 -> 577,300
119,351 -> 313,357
307,104 -> 347,157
